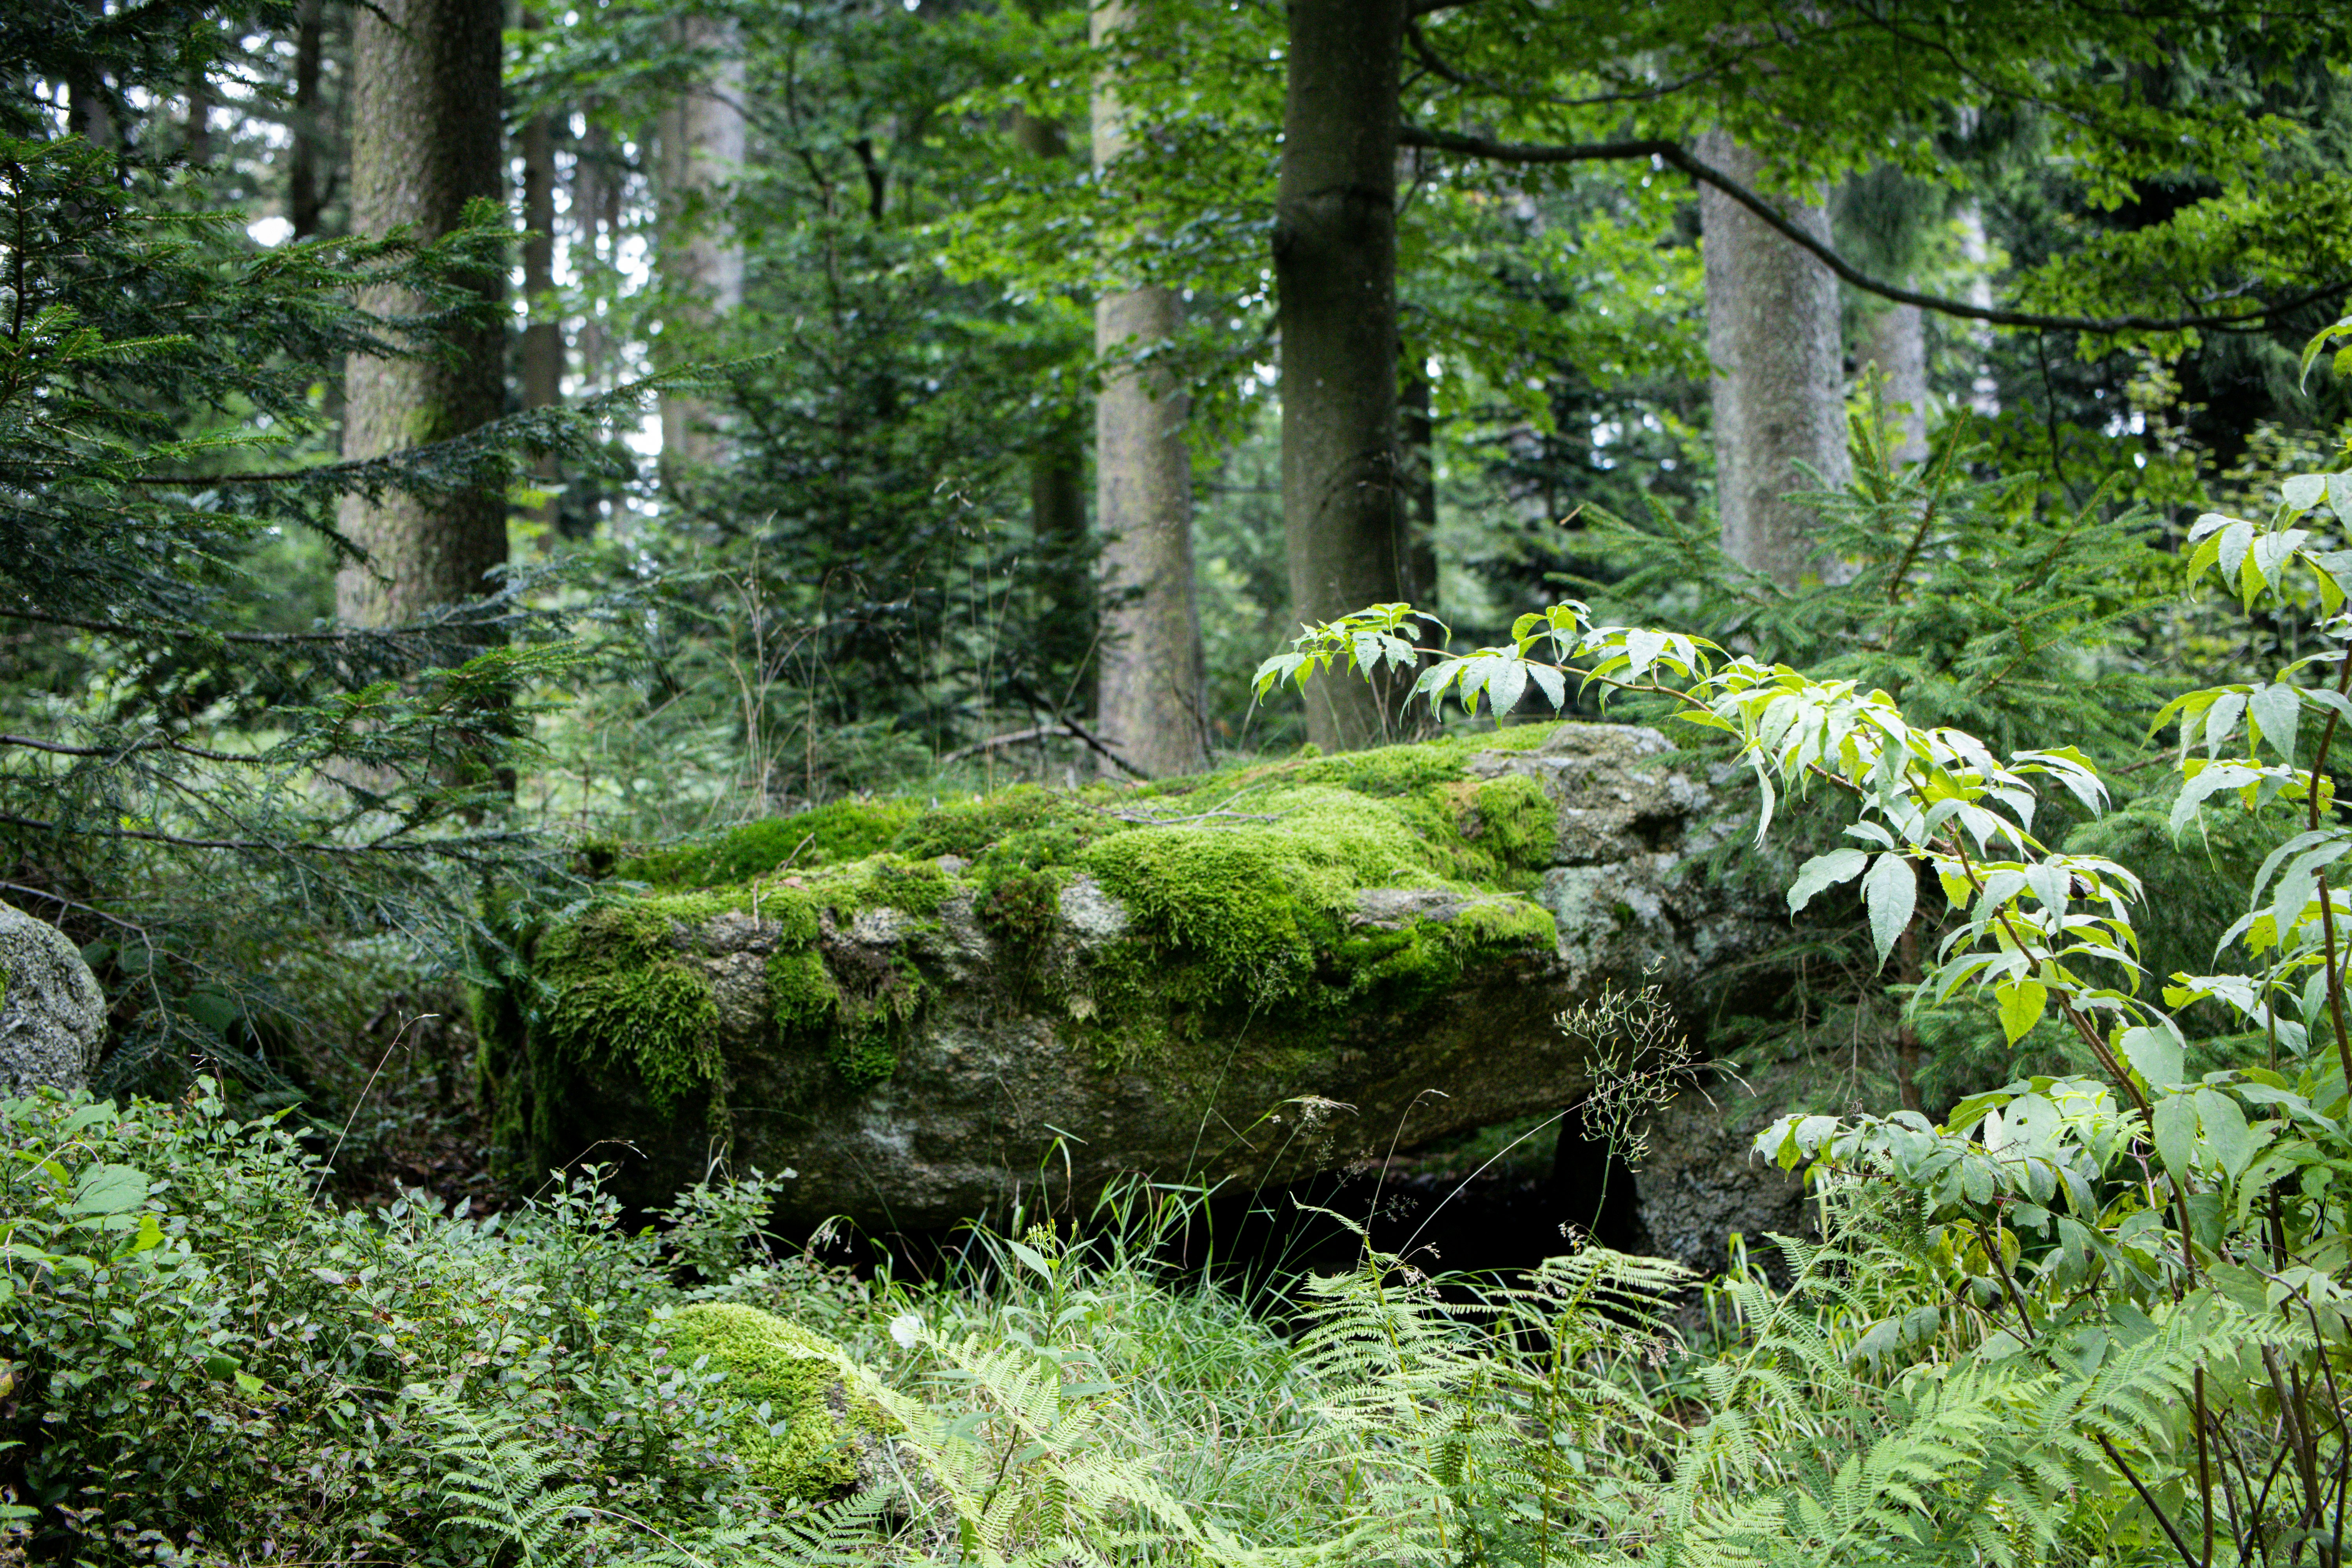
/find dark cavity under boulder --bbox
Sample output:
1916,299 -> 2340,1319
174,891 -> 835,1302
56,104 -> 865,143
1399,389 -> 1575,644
477,722 -> 1773,1230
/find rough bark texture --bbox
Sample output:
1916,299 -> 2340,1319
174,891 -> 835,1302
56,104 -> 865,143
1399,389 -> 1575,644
1859,302 -> 1929,467
184,72 -> 214,164
334,0 -> 506,626
1699,132 -> 1849,588
572,115 -> 618,390
481,721 -> 1777,1232
655,15 -> 747,477
66,0 -> 116,151
1278,0 -> 1411,751
1091,0 -> 1206,777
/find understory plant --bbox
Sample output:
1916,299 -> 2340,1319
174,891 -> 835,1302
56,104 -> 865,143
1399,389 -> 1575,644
1263,406 -> 2352,1561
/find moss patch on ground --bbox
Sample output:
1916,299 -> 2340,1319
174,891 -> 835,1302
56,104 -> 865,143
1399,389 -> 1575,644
502,722 -> 1596,1121
662,1303 -> 885,1499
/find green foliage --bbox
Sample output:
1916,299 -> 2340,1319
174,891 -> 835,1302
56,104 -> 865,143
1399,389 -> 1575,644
1274,416 -> 2352,1561
0,18 -> 655,1111
1574,414 -> 2177,764
0,1085 -> 871,1567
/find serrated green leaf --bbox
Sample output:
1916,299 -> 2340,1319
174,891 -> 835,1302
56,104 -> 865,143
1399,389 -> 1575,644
2152,1094 -> 2198,1180
1788,848 -> 1869,914
1996,979 -> 2048,1045
1862,851 -> 1917,970
2195,1087 -> 2252,1178
2119,1025 -> 2184,1088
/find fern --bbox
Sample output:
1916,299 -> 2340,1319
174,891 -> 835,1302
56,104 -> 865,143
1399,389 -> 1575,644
408,1387 -> 593,1568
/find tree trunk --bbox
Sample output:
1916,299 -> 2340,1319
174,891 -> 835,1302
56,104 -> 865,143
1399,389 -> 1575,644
1277,0 -> 1410,752
289,0 -> 328,239
655,15 -> 747,480
519,50 -> 564,539
1699,131 -> 1849,588
1957,203 -> 2001,417
1858,303 -> 1928,467
334,0 -> 507,626
1010,107 -> 1095,700
1090,0 -> 1206,777
572,113 -> 616,391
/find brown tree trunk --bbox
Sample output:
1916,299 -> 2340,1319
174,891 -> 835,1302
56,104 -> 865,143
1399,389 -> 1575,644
289,0 -> 328,239
1858,302 -> 1928,467
334,0 -> 507,626
519,44 -> 564,539
1091,0 -> 1206,777
1277,0 -> 1409,751
1699,131 -> 1849,588
655,15 -> 747,480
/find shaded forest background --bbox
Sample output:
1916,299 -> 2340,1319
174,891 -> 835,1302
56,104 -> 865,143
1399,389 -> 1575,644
6,0 -> 2352,1179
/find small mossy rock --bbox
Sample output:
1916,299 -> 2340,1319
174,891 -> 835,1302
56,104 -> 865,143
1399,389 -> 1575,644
0,900 -> 106,1096
662,1303 -> 890,1499
482,722 -> 1774,1227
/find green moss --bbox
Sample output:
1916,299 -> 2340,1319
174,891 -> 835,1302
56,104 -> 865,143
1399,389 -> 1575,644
534,902 -> 721,1117
751,861 -> 942,1090
969,822 -> 1103,947
1471,773 -> 1559,872
500,724 -> 1587,1121
662,1303 -> 884,1499
617,800 -> 922,888
766,946 -> 838,1036
976,864 -> 1063,946
1082,785 -> 1467,1009
890,784 -> 1069,859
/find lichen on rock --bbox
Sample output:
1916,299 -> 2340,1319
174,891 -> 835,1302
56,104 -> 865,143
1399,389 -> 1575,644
0,898 -> 108,1097
479,721 -> 1771,1225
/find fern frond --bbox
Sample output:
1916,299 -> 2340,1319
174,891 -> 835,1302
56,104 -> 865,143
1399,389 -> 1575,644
406,1386 -> 592,1568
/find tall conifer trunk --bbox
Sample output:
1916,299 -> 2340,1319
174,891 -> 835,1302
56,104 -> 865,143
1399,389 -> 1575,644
655,15 -> 746,479
1699,132 -> 1849,588
288,0 -> 328,238
1277,0 -> 1409,751
335,0 -> 506,625
1091,0 -> 1206,777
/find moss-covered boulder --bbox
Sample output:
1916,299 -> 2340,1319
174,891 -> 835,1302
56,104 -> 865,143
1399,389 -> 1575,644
479,721 -> 1770,1227
661,1303 -> 889,1498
